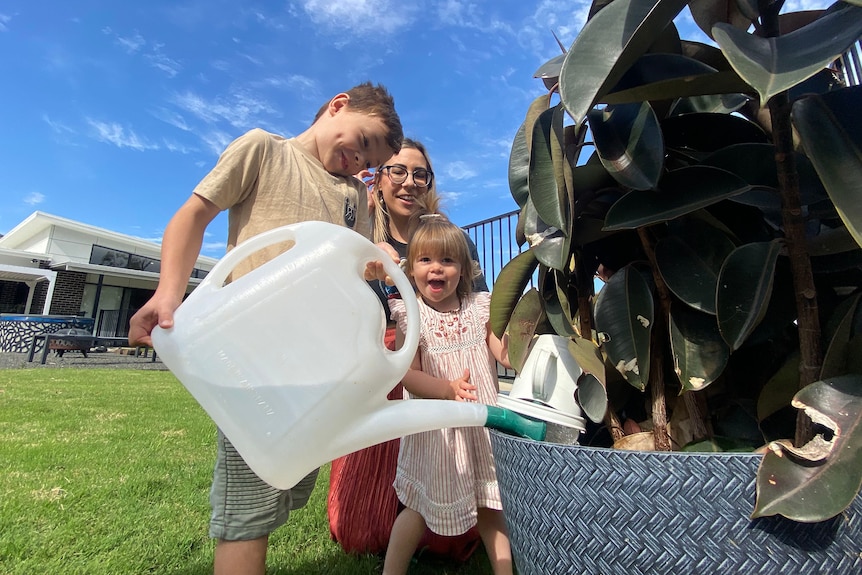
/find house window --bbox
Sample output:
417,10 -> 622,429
89,244 -> 206,278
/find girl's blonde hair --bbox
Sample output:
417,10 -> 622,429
370,138 -> 440,243
405,213 -> 475,300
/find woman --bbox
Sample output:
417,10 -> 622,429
327,139 -> 486,561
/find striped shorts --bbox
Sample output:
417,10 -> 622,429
208,429 -> 319,541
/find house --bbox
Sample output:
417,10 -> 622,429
0,211 -> 216,340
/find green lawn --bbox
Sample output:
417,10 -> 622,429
0,369 -> 494,574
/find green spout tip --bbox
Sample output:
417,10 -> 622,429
485,405 -> 546,441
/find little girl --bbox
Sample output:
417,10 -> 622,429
382,214 -> 513,575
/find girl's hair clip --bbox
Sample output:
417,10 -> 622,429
419,213 -> 445,221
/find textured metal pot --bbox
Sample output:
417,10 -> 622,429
490,431 -> 862,574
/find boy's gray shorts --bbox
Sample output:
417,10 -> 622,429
208,429 -> 319,541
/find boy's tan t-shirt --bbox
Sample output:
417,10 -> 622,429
193,128 -> 370,281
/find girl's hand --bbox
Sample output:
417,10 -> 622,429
450,368 -> 477,402
364,242 -> 402,283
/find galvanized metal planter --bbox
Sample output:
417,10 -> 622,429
490,431 -> 862,574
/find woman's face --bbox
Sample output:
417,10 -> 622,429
377,147 -> 430,223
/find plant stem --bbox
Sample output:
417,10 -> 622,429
637,227 -> 672,450
762,9 -> 821,447
605,409 -> 625,442
648,312 -> 672,451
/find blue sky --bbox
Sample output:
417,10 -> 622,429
0,0 -> 828,258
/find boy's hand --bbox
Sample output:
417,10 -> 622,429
128,292 -> 183,347
450,368 -> 477,402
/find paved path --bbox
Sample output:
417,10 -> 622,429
0,350 -> 168,370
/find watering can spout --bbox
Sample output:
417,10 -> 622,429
329,399 -> 490,459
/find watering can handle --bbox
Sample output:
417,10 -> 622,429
531,348 -> 556,402
192,221 -> 420,367
195,224 -> 303,292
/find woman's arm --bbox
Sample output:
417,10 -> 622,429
487,322 -> 511,370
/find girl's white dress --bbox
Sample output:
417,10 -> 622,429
389,292 -> 502,536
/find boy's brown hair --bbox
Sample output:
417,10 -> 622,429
406,213 -> 478,300
315,82 -> 403,155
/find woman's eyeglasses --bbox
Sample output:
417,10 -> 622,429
380,165 -> 433,189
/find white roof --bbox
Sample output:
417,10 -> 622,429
0,211 -> 217,270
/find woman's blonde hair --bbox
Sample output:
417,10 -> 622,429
405,213 -> 475,300
370,138 -> 439,243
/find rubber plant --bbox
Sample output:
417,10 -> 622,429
490,0 -> 862,522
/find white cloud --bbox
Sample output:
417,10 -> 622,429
172,89 -> 278,129
151,107 -> 192,131
783,0 -> 831,11
200,130 -> 235,156
146,44 -> 182,77
102,27 -> 146,54
86,119 -> 159,151
42,114 -> 76,135
0,13 -> 11,32
300,0 -> 412,36
163,139 -> 197,154
437,189 -> 464,209
259,74 -> 322,101
24,192 -> 45,206
444,160 -> 477,181
517,0 -> 590,57
202,240 -> 227,253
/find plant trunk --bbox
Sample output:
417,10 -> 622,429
762,9 -> 822,447
637,227 -> 672,450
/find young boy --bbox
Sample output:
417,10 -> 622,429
128,82 -> 403,575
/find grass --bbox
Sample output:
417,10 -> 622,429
0,369 -> 495,575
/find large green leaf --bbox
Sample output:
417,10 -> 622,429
688,0 -> 752,41
529,105 -> 568,232
669,92 -> 749,115
793,88 -> 862,250
611,52 -> 718,89
681,39 -> 732,71
713,5 -> 862,105
662,112 -> 768,153
702,143 -> 778,188
588,102 -> 663,191
568,337 -> 607,385
601,70 -> 753,105
522,199 -> 571,271
668,303 -> 730,391
655,224 -> 735,314
603,166 -> 751,231
821,293 -> 862,380
508,122 -> 530,208
593,264 -> 654,391
543,269 -> 577,337
577,372 -> 609,424
716,240 -> 782,350
559,0 -> 690,124
508,288 -> 544,373
599,52 -> 750,105
489,249 -> 538,338
754,375 -> 862,522
533,53 -> 566,82
757,351 -> 800,422
524,94 -> 550,158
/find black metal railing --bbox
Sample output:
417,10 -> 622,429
463,209 -> 531,290
838,39 -> 861,87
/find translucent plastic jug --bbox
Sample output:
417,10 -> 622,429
152,221 -> 535,489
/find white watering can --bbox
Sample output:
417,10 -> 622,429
152,221 -> 543,489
